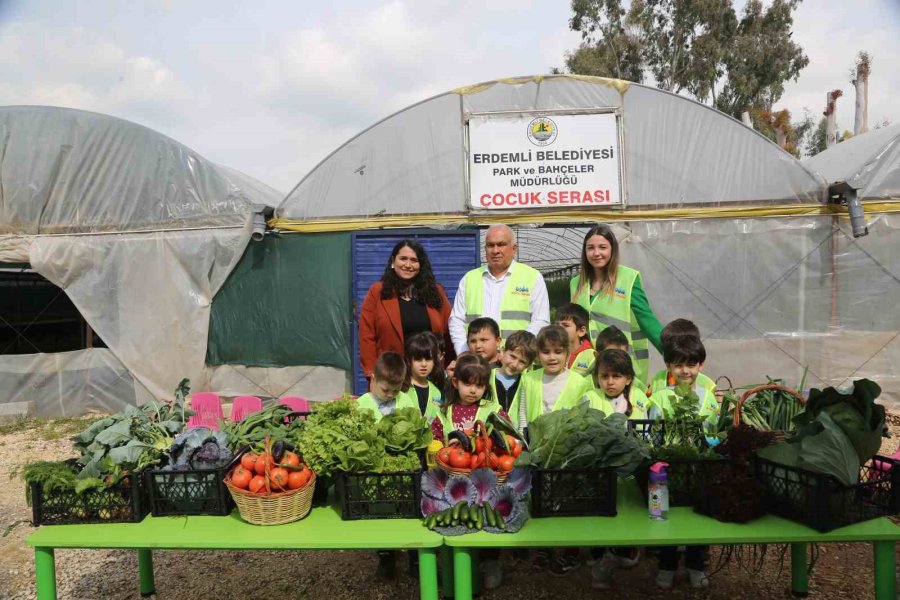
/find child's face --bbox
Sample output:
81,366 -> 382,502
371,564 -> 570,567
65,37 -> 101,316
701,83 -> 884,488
499,346 -> 530,377
453,378 -> 486,406
601,342 -> 629,353
598,368 -> 632,398
555,318 -> 586,347
539,343 -> 568,376
468,328 -> 500,363
371,377 -> 402,402
668,361 -> 703,387
410,356 -> 435,383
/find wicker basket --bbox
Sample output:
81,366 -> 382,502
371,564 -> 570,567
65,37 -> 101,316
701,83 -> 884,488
435,459 -> 510,483
734,383 -> 805,441
224,439 -> 316,526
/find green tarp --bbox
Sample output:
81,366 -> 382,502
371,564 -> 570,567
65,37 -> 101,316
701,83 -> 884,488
207,232 -> 351,370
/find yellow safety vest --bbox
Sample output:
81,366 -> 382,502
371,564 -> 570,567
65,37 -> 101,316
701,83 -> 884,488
648,370 -> 717,396
647,385 -> 719,423
570,266 -> 650,384
464,262 -> 540,340
581,388 -> 647,419
434,402 -> 502,443
356,392 -> 419,422
510,369 -> 591,427
398,381 -> 443,421
571,347 -> 596,376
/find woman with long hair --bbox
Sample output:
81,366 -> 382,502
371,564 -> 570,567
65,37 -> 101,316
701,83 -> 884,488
570,224 -> 663,384
359,239 -> 453,385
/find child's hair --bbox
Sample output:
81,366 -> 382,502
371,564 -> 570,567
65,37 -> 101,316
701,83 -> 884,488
663,334 -> 706,365
404,332 -> 443,389
536,325 -> 569,353
593,348 -> 636,414
445,353 -> 493,407
467,317 -> 500,339
373,351 -> 407,386
555,303 -> 590,335
503,330 -> 538,364
595,325 -> 628,350
660,318 -> 701,347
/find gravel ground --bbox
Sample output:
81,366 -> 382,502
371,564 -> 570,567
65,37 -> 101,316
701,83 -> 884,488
1,416 -> 898,600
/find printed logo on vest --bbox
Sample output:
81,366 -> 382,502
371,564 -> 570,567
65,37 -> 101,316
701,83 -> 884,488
513,286 -> 531,296
614,286 -> 627,298
576,361 -> 589,369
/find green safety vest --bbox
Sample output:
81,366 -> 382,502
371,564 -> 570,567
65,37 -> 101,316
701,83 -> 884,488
570,266 -> 650,384
648,370 -> 717,396
510,369 -> 591,427
464,262 -> 540,340
571,347 -> 596,376
434,402 -> 502,443
580,387 -> 647,419
647,385 -> 719,423
356,392 -> 419,422
397,381 -> 443,421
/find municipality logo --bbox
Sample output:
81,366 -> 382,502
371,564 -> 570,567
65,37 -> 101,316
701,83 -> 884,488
514,286 -> 531,294
527,117 -> 558,146
614,286 -> 627,297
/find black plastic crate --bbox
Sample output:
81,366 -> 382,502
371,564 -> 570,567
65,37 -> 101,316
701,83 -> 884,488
530,468 -> 617,517
334,469 -> 422,520
144,468 -> 233,516
755,455 -> 900,532
626,419 -> 666,447
30,475 -> 146,526
635,456 -> 729,507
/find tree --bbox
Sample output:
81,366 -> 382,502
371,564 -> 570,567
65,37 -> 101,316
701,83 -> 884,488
565,0 -> 808,119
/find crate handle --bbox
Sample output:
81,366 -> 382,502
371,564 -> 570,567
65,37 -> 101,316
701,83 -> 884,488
733,384 -> 805,428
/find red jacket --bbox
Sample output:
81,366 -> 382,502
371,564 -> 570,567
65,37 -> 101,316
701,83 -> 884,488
358,281 -> 453,378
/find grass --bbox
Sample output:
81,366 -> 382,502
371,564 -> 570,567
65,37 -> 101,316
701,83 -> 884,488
0,415 -> 100,441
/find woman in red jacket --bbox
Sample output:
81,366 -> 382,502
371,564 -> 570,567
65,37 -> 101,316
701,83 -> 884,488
359,239 -> 453,385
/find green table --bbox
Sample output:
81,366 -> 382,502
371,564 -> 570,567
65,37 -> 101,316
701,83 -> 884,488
445,481 -> 900,600
26,502 -> 443,600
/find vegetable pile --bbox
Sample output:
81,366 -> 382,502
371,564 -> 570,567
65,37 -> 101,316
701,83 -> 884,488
222,403 -> 304,451
435,416 -> 524,475
296,400 -> 430,477
514,403 -> 649,476
227,441 -> 313,494
717,373 -> 807,433
162,427 -> 233,472
758,378 -> 887,485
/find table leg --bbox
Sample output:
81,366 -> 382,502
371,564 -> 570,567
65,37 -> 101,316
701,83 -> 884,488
453,547 -> 473,600
441,547 -> 454,598
137,548 -> 155,596
418,548 -> 439,600
790,542 -> 808,597
873,541 -> 896,600
35,547 -> 57,600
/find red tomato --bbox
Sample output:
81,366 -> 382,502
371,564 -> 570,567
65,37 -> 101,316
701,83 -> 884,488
498,455 -> 515,472
269,467 -> 289,491
240,453 -> 258,471
437,447 -> 453,465
449,449 -> 471,469
280,451 -> 301,468
469,453 -> 482,469
512,442 -> 523,458
248,475 -> 267,494
487,453 -> 499,469
287,470 -> 309,490
254,454 -> 274,476
231,468 -> 252,489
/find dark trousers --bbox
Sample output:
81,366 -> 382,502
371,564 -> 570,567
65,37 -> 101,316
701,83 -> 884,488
658,545 -> 708,571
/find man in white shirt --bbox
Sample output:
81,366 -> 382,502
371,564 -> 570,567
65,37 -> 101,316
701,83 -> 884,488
449,224 -> 550,355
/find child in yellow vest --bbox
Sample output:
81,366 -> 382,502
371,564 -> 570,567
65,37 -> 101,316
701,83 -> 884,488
399,332 -> 444,421
595,325 -> 646,394
509,325 -> 591,576
555,303 -> 595,376
357,352 -> 417,422
647,335 -> 715,590
466,317 -> 502,366
490,330 -> 537,413
582,349 -> 647,419
430,353 -> 506,442
647,319 -> 716,397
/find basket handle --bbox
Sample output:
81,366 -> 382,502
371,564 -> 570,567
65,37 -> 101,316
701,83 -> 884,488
715,375 -> 735,400
733,384 -> 805,427
263,437 -> 273,495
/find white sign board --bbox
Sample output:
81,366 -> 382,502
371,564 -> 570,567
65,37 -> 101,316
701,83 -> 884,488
467,112 -> 623,210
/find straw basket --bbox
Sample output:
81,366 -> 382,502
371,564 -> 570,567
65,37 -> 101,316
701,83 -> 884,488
435,421 -> 511,483
734,383 -> 805,442
224,439 -> 316,526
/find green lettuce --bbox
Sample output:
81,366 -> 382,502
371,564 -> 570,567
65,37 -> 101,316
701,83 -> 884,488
376,407 -> 432,453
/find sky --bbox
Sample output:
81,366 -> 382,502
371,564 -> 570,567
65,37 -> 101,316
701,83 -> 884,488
0,0 -> 897,194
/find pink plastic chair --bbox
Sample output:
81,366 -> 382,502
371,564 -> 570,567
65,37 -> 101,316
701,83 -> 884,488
230,395 -> 263,422
186,413 -> 220,430
190,392 -> 224,419
279,396 -> 310,412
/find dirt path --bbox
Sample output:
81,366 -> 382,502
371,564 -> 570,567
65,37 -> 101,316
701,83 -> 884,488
1,417 -> 898,600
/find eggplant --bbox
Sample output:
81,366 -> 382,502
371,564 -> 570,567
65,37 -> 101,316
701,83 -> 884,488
489,428 -> 508,453
272,440 -> 286,463
447,430 -> 472,453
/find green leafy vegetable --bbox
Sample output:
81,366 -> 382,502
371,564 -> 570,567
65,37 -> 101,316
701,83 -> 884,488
376,407 -> 432,453
221,403 -> 304,452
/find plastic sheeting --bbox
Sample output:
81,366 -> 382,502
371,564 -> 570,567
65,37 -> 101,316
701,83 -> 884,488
803,124 -> 900,200
279,75 -> 825,220
0,349 -> 152,418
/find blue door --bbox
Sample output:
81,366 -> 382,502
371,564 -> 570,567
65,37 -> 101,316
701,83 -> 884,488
351,229 -> 480,394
